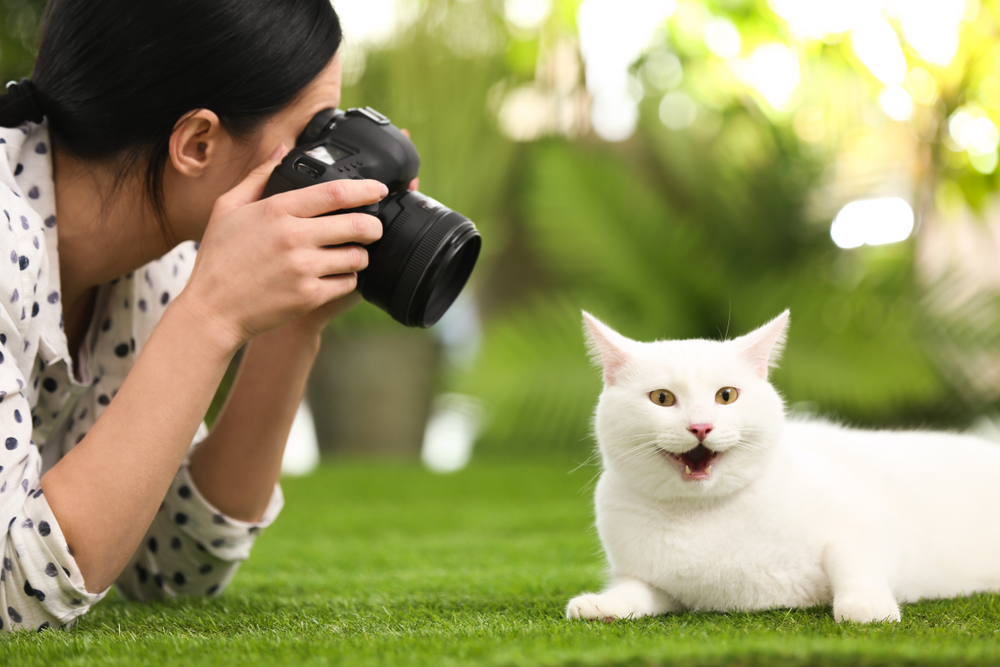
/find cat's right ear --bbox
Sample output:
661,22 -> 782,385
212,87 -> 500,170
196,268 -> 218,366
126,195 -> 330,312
582,312 -> 633,386
732,309 -> 790,379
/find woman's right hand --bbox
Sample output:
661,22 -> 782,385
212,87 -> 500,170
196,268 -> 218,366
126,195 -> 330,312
178,146 -> 386,352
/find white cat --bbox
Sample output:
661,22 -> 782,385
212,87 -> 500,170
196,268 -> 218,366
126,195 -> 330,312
567,310 -> 1000,624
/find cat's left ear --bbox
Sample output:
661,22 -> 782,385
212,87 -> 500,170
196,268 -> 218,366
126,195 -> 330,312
732,310 -> 790,379
582,312 -> 634,386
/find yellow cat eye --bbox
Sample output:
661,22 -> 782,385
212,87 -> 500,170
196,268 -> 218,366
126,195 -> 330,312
716,387 -> 739,405
649,390 -> 676,407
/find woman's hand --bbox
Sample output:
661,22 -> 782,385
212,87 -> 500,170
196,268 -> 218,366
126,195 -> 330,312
178,146 -> 385,352
283,129 -> 421,336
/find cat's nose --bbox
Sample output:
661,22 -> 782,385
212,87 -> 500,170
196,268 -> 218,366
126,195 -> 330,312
688,424 -> 713,442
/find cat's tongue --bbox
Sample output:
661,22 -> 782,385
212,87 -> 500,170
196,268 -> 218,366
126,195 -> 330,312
675,444 -> 719,479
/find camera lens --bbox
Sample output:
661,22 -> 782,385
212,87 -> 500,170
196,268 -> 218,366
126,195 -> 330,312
359,191 -> 481,327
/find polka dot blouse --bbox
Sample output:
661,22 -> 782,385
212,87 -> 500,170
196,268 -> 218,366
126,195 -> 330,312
0,122 -> 283,633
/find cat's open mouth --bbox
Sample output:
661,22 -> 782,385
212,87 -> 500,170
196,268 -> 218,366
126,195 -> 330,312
660,444 -> 721,480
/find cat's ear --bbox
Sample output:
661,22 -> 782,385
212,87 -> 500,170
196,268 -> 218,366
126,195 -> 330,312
582,312 -> 634,386
732,310 -> 790,379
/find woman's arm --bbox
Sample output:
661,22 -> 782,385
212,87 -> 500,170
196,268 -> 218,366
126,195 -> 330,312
41,299 -> 238,593
187,309 -> 343,522
186,168 -> 421,520
40,160 -> 385,594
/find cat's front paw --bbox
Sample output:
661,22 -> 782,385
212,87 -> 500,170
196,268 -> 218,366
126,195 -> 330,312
566,592 -> 637,621
833,588 -> 901,624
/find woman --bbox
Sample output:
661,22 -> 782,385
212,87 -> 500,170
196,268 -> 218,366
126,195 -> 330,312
0,0 -> 382,631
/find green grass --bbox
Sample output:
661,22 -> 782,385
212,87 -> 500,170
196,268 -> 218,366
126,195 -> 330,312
4,463 -> 1000,665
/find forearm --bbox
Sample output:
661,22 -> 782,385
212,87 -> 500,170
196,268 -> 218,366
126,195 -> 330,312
189,320 -> 322,522
40,296 -> 239,593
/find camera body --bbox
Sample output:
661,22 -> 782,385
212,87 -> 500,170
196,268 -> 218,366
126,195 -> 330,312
263,107 -> 480,327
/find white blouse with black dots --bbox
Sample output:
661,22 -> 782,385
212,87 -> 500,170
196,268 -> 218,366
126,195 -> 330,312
0,122 -> 284,633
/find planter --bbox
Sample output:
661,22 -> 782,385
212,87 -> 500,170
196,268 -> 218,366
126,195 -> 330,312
307,329 -> 441,459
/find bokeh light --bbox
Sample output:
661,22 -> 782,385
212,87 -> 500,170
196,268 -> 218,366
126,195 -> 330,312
738,43 -> 800,111
504,0 -> 552,32
879,86 -> 914,122
659,91 -> 697,129
577,0 -> 677,141
851,18 -> 907,86
830,198 -> 915,249
704,18 -> 741,59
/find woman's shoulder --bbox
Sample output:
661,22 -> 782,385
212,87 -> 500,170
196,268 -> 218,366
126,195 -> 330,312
0,149 -> 50,319
0,127 -> 56,379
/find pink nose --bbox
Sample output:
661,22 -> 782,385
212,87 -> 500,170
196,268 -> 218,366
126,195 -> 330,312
688,424 -> 713,442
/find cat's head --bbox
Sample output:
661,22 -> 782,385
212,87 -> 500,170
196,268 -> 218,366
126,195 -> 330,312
584,311 -> 789,501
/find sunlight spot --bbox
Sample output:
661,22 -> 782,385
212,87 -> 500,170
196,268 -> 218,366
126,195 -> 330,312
830,198 -> 914,249
333,0 -> 420,47
851,17 -> 907,86
704,18 -> 741,59
949,110 -> 1000,156
577,0 -> 677,141
879,86 -> 913,122
591,94 -> 640,142
737,43 -> 800,111
504,0 -> 552,31
659,91 -> 697,129
642,51 -> 683,92
897,0 -> 965,66
768,0 -> 869,40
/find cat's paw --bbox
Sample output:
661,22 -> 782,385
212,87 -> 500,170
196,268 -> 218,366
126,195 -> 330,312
833,589 -> 901,624
566,592 -> 637,621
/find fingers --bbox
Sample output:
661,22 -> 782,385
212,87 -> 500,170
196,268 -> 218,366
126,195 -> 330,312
271,178 -> 388,219
309,243 -> 371,277
309,213 -> 383,247
314,272 -> 361,305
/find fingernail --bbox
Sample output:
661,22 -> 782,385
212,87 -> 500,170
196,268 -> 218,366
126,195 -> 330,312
378,183 -> 389,199
268,143 -> 287,161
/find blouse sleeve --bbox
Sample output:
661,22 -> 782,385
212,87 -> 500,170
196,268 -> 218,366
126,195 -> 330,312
0,188 -> 105,633
114,423 -> 284,601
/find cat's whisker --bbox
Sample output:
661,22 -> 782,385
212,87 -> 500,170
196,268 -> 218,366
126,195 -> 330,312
568,448 -> 603,474
606,440 -> 657,462
612,442 -> 669,467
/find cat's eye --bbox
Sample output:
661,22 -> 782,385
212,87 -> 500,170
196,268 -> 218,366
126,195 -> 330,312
716,387 -> 739,405
649,390 -> 676,407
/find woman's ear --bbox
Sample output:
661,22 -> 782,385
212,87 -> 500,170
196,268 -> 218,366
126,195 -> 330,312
168,109 -> 223,178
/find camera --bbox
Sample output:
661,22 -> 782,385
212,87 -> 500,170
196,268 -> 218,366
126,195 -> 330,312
263,106 -> 481,327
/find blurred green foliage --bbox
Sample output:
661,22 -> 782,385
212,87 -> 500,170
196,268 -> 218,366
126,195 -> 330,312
0,0 -> 44,83
5,0 -> 1000,461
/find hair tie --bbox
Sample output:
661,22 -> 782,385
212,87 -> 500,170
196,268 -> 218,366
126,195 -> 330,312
1,79 -> 45,127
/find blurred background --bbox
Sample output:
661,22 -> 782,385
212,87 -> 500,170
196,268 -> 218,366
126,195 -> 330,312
5,0 -> 1000,470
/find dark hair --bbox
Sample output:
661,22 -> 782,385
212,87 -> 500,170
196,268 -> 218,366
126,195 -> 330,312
26,0 -> 342,236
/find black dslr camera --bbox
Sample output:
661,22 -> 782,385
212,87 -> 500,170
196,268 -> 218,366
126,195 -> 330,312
263,107 -> 481,327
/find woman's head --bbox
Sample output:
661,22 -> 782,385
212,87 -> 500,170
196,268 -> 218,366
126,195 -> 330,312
28,0 -> 342,237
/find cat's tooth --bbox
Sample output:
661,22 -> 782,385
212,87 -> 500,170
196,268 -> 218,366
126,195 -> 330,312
685,465 -> 692,475
706,465 -> 713,475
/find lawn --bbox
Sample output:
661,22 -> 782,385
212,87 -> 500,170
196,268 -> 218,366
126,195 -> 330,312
4,463 -> 1000,666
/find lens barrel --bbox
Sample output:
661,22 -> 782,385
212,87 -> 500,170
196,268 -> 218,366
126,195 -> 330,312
265,107 -> 482,327
359,191 -> 481,327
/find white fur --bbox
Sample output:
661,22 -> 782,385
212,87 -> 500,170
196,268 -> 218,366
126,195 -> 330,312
568,311 -> 1000,624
